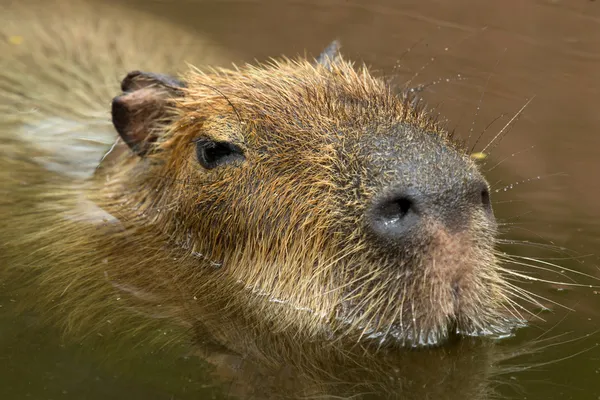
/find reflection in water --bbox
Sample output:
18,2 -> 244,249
1,0 -> 600,399
192,335 -> 500,399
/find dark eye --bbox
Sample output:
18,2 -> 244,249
194,139 -> 245,169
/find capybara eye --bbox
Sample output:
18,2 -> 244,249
195,139 -> 245,169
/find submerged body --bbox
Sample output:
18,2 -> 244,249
1,0 -> 522,398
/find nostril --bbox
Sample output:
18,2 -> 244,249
480,188 -> 491,210
398,197 -> 412,217
397,197 -> 412,216
370,194 -> 420,241
378,197 -> 413,224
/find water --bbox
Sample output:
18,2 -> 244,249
1,0 -> 600,398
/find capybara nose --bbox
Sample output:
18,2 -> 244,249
368,177 -> 493,241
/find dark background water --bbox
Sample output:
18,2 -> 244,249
1,0 -> 600,398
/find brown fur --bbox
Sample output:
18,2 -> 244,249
0,0 -> 521,389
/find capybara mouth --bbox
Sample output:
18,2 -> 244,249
238,246 -> 520,349
263,300 -> 519,349
331,298 -> 519,348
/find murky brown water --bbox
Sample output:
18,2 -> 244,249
1,0 -> 600,399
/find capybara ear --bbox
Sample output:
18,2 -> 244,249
315,40 -> 341,70
111,71 -> 185,156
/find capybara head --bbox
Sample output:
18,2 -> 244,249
103,45 -> 516,348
